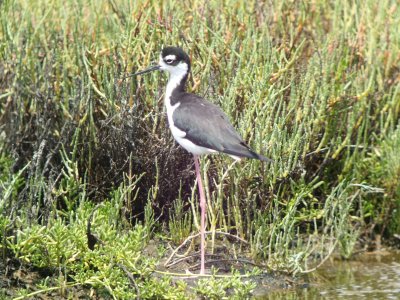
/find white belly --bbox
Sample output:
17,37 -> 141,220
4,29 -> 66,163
173,132 -> 217,155
167,102 -> 216,155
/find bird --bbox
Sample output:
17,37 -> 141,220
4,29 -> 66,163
132,46 -> 271,275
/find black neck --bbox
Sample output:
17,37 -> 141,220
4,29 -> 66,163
177,74 -> 189,92
170,73 -> 188,105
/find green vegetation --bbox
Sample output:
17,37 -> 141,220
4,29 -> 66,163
1,0 -> 399,298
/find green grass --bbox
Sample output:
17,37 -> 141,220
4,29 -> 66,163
1,0 -> 400,298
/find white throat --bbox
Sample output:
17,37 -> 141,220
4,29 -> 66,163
165,71 -> 186,105
159,60 -> 189,145
164,67 -> 186,139
159,54 -> 188,107
163,65 -> 188,105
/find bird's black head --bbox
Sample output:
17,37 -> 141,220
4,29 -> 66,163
160,47 -> 191,70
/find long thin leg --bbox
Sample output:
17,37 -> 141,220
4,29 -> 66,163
193,154 -> 206,274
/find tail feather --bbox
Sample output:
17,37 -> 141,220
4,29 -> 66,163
222,146 -> 273,163
248,149 -> 274,163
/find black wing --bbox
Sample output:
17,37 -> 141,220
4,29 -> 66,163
172,93 -> 270,161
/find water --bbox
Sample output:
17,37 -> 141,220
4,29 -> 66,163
255,250 -> 400,299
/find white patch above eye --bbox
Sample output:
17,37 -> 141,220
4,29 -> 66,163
164,54 -> 176,61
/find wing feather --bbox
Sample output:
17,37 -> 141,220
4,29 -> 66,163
172,94 -> 243,151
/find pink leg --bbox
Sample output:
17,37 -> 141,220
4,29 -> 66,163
193,154 -> 206,274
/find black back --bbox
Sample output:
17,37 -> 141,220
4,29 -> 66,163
172,93 -> 270,161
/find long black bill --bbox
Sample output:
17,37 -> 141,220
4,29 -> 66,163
124,65 -> 160,79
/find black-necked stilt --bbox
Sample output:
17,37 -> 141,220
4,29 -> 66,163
132,46 -> 271,275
